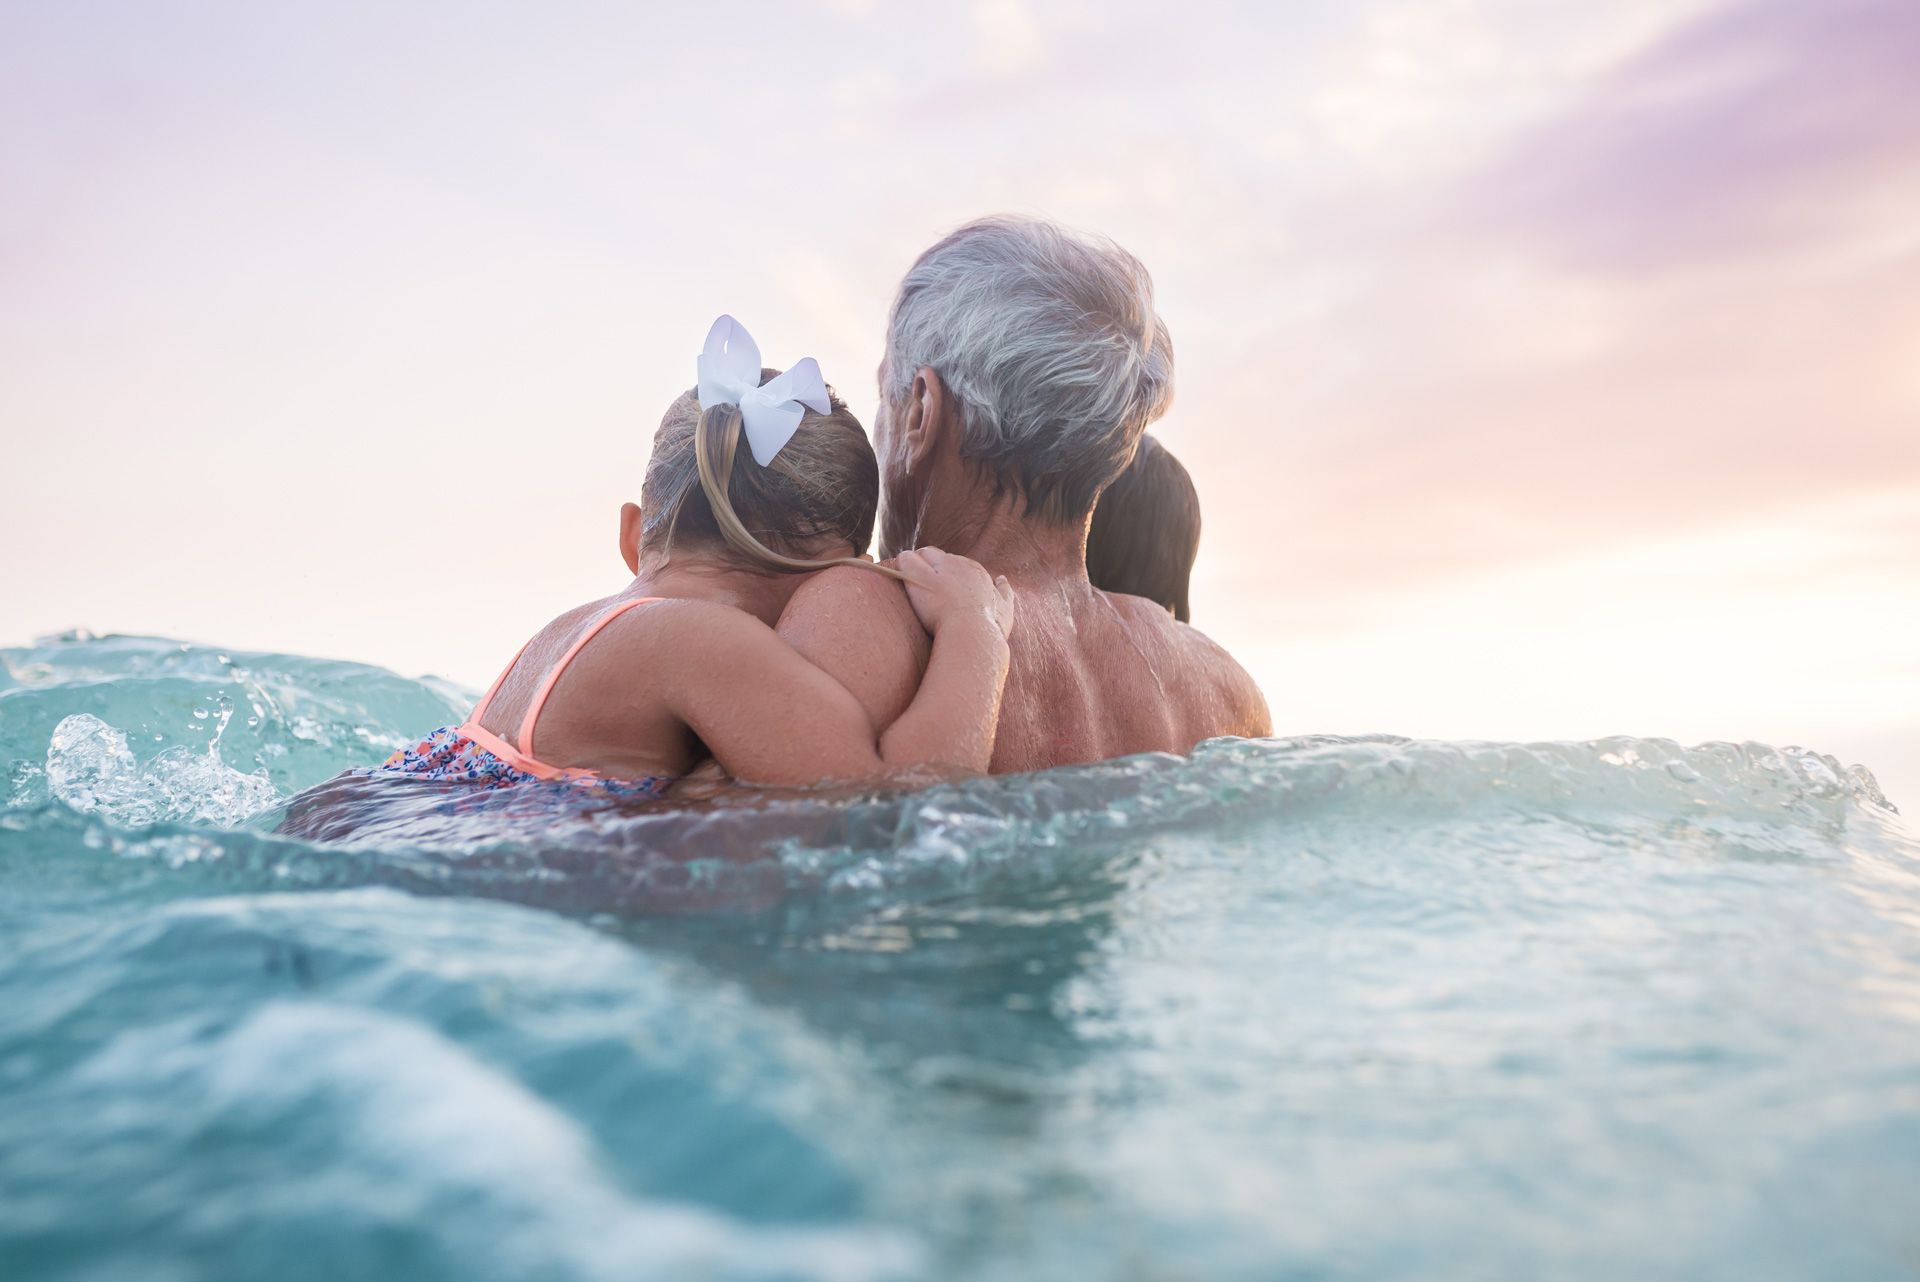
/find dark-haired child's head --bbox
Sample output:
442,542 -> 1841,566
1085,434 -> 1201,622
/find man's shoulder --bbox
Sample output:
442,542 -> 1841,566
779,565 -> 930,733
1094,588 -> 1208,659
779,564 -> 932,666
1095,590 -> 1272,738
782,565 -> 922,638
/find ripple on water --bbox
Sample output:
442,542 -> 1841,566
3,631 -> 1918,1282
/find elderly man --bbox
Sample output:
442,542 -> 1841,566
779,216 -> 1271,774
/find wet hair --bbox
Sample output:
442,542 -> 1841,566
639,371 -> 893,578
884,215 -> 1175,525
1085,434 -> 1201,623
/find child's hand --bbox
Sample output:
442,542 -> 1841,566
895,547 -> 1017,641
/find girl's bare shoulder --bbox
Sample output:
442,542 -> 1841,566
598,596 -> 788,669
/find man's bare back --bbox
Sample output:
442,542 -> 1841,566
780,564 -> 1270,775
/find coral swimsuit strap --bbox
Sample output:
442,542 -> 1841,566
456,597 -> 663,782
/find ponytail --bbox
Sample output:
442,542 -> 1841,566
691,403 -> 907,582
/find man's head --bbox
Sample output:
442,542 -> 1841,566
876,217 -> 1174,552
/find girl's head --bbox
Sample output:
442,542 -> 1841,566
1085,433 -> 1201,622
636,372 -> 881,574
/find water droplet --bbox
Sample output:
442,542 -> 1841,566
193,708 -> 209,719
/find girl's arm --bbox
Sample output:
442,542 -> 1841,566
874,547 -> 1012,774
658,549 -> 1012,785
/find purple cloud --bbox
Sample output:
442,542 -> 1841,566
1474,0 -> 1920,268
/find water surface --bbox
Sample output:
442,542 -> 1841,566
4,632 -> 1918,1280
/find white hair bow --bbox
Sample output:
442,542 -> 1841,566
696,315 -> 832,467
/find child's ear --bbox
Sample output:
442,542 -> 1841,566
619,502 -> 643,575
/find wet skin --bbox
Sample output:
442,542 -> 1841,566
460,510 -> 1010,788
778,364 -> 1271,775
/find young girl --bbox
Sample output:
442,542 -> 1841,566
370,316 -> 1015,797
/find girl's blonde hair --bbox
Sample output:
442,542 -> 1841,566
639,372 -> 903,580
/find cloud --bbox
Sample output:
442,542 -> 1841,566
4,0 -> 1912,754
972,0 -> 1049,78
1159,0 -> 1920,620
1472,0 -> 1920,268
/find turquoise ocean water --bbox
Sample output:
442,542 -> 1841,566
4,631 -> 1919,1281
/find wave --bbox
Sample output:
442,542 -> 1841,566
2,630 -> 470,819
3,631 -> 1902,923
6,631 -> 1920,1281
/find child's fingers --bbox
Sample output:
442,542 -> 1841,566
898,549 -> 1008,624
993,575 -> 1017,638
894,549 -> 939,601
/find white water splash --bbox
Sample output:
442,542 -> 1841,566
46,711 -> 280,827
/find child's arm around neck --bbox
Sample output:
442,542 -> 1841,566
655,548 -> 1012,786
874,547 -> 1012,775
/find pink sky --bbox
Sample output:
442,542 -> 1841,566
3,0 -> 1916,802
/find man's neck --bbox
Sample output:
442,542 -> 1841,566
916,486 -> 1091,588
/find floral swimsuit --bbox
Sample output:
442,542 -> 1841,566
365,597 -> 672,800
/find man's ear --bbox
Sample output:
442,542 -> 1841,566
903,366 -> 953,470
619,502 -> 643,575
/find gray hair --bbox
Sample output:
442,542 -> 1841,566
883,216 -> 1175,524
